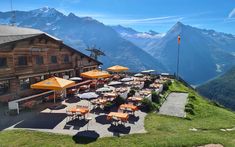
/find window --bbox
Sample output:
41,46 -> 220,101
0,57 -> 7,68
0,80 -> 10,95
51,56 -> 57,64
20,78 -> 30,90
36,56 -> 44,65
34,75 -> 44,83
18,56 -> 27,65
64,55 -> 69,63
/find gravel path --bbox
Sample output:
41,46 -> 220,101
158,92 -> 188,118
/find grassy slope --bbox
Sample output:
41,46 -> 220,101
0,80 -> 235,147
197,67 -> 235,111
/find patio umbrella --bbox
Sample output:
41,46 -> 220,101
96,87 -> 112,92
121,77 -> 134,82
69,77 -> 82,81
134,73 -> 144,77
80,70 -> 111,79
77,92 -> 99,99
108,81 -> 122,86
77,92 -> 99,115
148,70 -> 155,72
31,77 -> 75,103
141,70 -> 151,74
107,65 -> 129,72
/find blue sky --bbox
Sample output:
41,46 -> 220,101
1,0 -> 235,34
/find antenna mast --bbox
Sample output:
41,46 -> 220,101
10,0 -> 16,26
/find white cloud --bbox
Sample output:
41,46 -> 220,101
228,8 -> 235,18
98,16 -> 183,25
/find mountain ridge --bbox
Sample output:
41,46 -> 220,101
113,21 -> 235,84
0,7 -> 165,72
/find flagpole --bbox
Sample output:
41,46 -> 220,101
177,35 -> 180,80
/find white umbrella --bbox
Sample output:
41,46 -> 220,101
77,92 -> 99,99
134,73 -> 144,77
121,77 -> 134,82
148,70 -> 155,72
69,77 -> 82,81
141,70 -> 151,74
96,87 -> 112,92
108,81 -> 122,86
77,92 -> 99,111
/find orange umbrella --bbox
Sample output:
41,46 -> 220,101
31,77 -> 75,90
31,77 -> 75,103
80,69 -> 111,79
107,65 -> 129,72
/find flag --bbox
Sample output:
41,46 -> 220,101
178,35 -> 181,44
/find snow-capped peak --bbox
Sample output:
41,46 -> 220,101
30,7 -> 63,17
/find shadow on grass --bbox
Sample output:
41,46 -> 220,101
72,130 -> 100,144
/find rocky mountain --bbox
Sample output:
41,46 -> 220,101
0,7 -> 165,72
114,22 -> 235,84
112,25 -> 164,53
151,22 -> 235,84
197,66 -> 235,111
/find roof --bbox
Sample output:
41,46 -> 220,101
0,25 -> 60,45
0,25 -> 102,65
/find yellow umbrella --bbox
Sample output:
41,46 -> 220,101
80,69 -> 111,79
107,65 -> 129,72
31,77 -> 75,103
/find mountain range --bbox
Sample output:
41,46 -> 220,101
1,7 -> 235,85
197,66 -> 235,111
113,23 -> 235,84
0,7 -> 164,72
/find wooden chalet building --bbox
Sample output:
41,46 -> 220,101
0,25 -> 101,102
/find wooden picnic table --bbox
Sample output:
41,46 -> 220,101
107,112 -> 129,123
120,104 -> 138,111
67,107 -> 89,115
139,90 -> 152,96
104,92 -> 118,98
150,83 -> 161,88
67,88 -> 77,95
128,96 -> 143,102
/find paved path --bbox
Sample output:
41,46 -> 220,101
158,92 -> 188,118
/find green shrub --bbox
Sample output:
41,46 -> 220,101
104,102 -> 113,111
185,107 -> 195,115
166,80 -> 172,86
144,80 -> 152,88
186,103 -> 194,109
151,91 -> 160,104
188,95 -> 196,101
141,98 -> 156,112
163,82 -> 169,91
113,95 -> 125,106
128,89 -> 136,97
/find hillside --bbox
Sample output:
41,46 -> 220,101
197,66 -> 235,111
0,7 -> 165,72
1,80 -> 235,146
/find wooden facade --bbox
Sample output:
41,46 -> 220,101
0,34 -> 101,102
